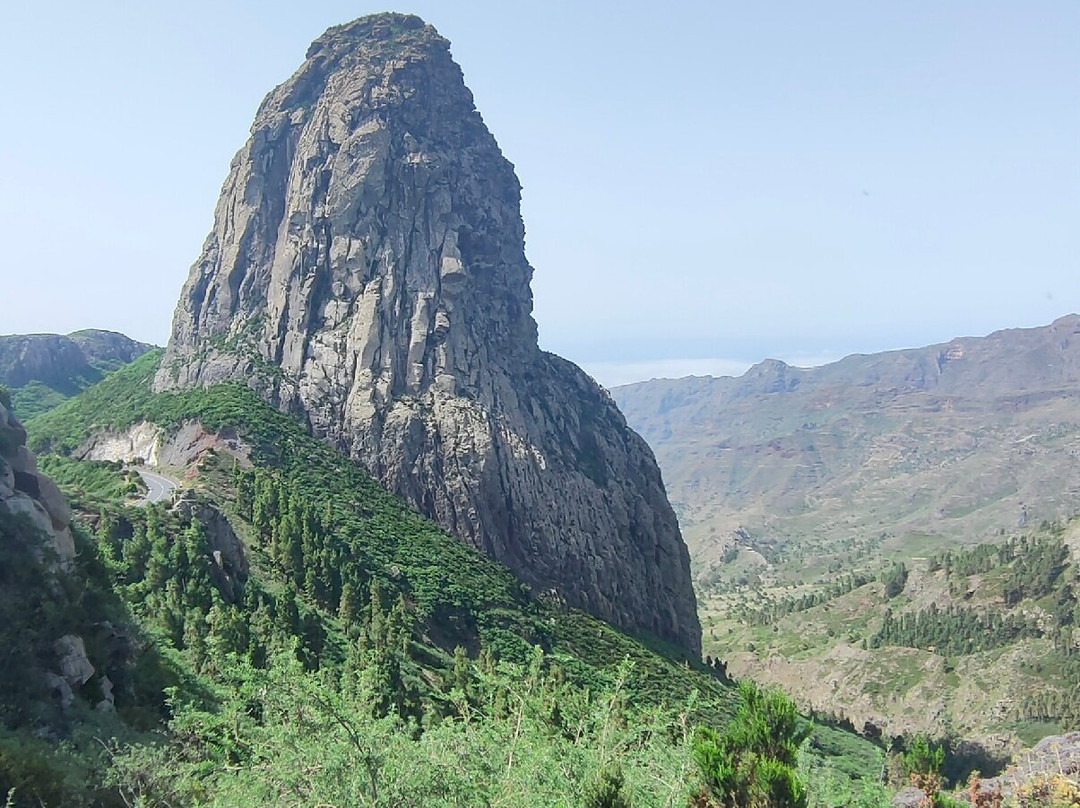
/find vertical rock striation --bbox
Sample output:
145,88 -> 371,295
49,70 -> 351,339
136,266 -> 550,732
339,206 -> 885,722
156,13 -> 700,652
0,396 -> 75,567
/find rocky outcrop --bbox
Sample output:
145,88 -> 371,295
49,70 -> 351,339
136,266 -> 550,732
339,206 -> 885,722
172,491 -> 248,601
155,13 -> 700,652
76,420 -> 251,470
68,329 -> 153,367
0,335 -> 87,391
0,395 -> 75,565
75,421 -> 164,465
0,396 -> 121,712
54,634 -> 95,692
972,732 -> 1080,804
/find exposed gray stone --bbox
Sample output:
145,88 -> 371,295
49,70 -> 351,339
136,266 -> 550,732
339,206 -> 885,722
35,472 -> 71,530
10,446 -> 37,476
891,786 -> 927,808
43,672 -> 74,709
54,634 -> 94,689
155,12 -> 700,652
0,456 -> 13,493
979,731 -> 1080,798
172,492 -> 248,601
51,525 -> 75,563
75,421 -> 162,465
3,494 -> 55,541
96,675 -> 115,712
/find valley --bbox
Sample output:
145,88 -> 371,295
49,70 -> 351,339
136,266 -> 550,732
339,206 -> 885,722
616,317 -> 1080,752
1,7 -> 1077,808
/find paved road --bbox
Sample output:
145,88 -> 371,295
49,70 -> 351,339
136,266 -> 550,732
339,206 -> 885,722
134,468 -> 178,505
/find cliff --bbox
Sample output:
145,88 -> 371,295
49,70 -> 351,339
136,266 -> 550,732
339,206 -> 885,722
155,13 -> 700,652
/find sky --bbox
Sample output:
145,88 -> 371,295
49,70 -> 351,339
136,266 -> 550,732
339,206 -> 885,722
1,2 -> 1077,387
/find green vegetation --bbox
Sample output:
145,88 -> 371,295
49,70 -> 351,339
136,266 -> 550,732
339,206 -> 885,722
9,350 -> 887,805
701,514 -> 1080,755
11,380 -> 74,420
728,573 -> 873,627
31,353 -> 731,702
870,604 -> 1042,655
106,651 -> 698,807
1,331 -> 149,421
896,736 -> 956,808
692,680 -> 810,808
9,365 -> 125,422
880,562 -> 908,600
0,508 -> 181,807
36,455 -> 144,508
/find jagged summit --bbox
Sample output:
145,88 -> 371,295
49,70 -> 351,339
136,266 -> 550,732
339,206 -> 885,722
156,14 -> 701,652
306,12 -> 441,57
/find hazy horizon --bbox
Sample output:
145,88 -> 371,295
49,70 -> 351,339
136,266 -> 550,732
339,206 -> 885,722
3,2 -> 1076,387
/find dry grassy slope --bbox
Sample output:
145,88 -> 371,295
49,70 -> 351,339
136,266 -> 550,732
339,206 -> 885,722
700,562 -> 1062,748
614,316 -> 1080,750
614,315 -> 1080,576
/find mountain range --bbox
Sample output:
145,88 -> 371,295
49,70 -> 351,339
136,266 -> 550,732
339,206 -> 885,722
614,315 -> 1080,748
1,10 -> 1076,807
0,330 -> 152,419
615,314 -> 1080,581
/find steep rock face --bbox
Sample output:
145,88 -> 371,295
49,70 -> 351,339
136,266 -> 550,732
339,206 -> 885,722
0,398 -> 126,713
155,13 -> 700,652
0,396 -> 75,565
0,335 -> 87,390
68,329 -> 154,367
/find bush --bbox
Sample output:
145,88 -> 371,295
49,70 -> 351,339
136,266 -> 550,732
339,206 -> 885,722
693,680 -> 810,807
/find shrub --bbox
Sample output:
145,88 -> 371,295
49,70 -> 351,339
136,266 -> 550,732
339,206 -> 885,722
692,680 -> 810,807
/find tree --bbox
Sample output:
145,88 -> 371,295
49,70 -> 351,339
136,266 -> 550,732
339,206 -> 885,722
899,734 -> 945,797
692,680 -> 809,808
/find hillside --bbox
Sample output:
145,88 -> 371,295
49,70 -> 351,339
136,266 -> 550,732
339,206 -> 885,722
614,314 -> 1080,579
614,315 -> 1080,749
702,519 -> 1080,751
2,348 -> 889,805
0,330 -> 153,419
29,351 -> 712,700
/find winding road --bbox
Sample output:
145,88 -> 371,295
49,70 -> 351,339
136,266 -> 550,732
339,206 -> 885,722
134,468 -> 178,505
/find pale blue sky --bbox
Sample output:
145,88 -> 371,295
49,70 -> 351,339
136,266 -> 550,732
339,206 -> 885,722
2,2 -> 1077,386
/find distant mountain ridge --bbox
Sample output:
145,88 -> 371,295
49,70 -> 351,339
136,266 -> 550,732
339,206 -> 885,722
614,314 -> 1080,569
0,330 -> 154,419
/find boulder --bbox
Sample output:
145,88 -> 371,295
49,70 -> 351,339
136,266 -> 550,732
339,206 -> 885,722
54,634 -> 94,690
35,473 -> 71,530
